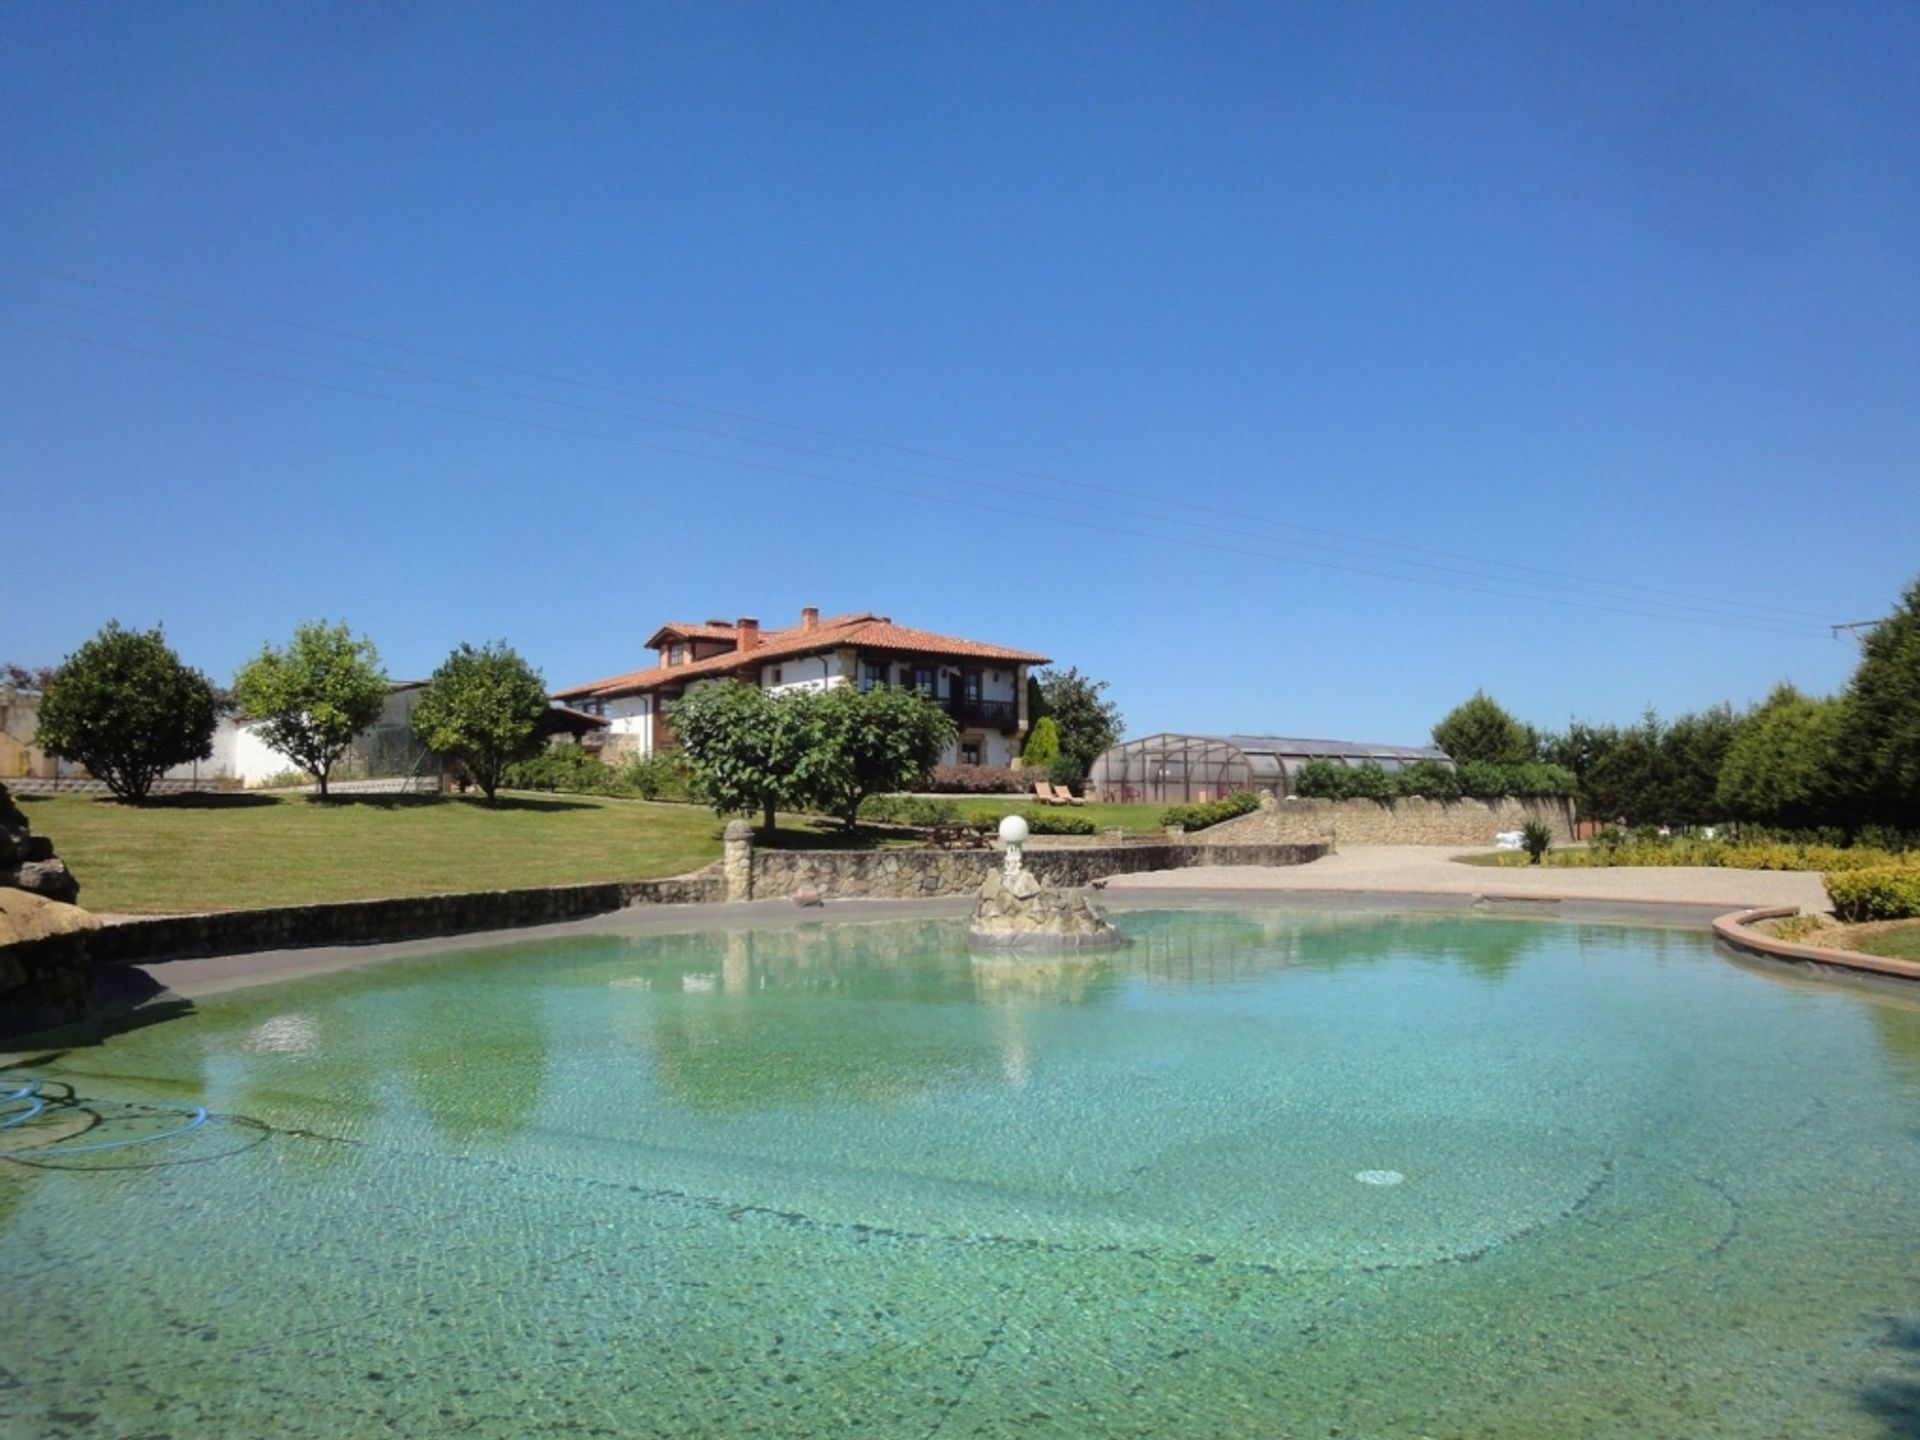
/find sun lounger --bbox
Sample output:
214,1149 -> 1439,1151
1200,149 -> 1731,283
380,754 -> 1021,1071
1032,781 -> 1066,806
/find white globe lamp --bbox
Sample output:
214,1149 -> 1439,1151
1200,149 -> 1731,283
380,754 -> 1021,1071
998,813 -> 1029,876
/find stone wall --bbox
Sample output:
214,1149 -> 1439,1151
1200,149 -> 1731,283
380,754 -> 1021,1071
747,841 -> 1327,901
0,889 -> 100,1038
1194,795 -> 1576,848
88,871 -> 723,967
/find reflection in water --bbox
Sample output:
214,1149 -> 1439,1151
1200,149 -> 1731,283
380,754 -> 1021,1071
1126,909 -> 1543,987
1867,1002 -> 1920,1094
399,985 -> 549,1145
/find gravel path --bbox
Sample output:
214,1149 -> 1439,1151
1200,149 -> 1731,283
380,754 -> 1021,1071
1105,845 -> 1829,911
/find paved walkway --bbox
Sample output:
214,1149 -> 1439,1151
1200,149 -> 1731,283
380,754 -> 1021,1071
1105,845 -> 1830,911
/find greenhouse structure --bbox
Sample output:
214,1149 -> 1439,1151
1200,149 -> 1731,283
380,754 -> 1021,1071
1086,733 -> 1453,805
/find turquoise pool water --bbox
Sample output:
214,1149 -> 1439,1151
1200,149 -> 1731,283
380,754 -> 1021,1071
6,908 -> 1920,1438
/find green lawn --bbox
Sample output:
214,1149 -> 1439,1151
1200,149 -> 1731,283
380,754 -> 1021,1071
1847,921 -> 1920,964
18,790 -> 735,914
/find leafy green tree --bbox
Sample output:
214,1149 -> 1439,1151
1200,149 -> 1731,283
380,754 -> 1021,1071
668,681 -> 819,834
410,641 -> 550,805
1020,715 -> 1061,767
1584,711 -> 1663,827
811,686 -> 956,828
1716,684 -> 1841,828
1658,704 -> 1738,828
1540,720 -> 1616,822
234,620 -> 388,799
1431,692 -> 1534,765
1036,667 -> 1123,785
35,621 -> 219,802
1833,577 -> 1920,827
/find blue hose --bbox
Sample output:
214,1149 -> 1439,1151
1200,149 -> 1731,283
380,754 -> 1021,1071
0,1077 -> 42,1102
33,1105 -> 210,1155
0,1096 -> 46,1130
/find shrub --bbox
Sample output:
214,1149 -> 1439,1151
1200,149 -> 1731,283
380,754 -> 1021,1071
1521,818 -> 1554,864
1826,865 -> 1920,923
1018,808 -> 1096,835
1290,760 -> 1351,798
1456,760 -> 1511,800
1020,716 -> 1061,768
1046,755 -> 1085,793
1395,760 -> 1463,801
502,745 -> 611,794
927,763 -> 1029,794
1297,758 -> 1569,802
1160,790 -> 1261,832
1343,763 -> 1395,801
612,751 -> 694,802
858,795 -> 962,827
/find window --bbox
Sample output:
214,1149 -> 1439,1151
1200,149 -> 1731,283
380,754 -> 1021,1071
861,662 -> 887,692
912,667 -> 934,695
960,742 -> 981,766
667,644 -> 686,666
962,671 -> 982,705
771,667 -> 784,685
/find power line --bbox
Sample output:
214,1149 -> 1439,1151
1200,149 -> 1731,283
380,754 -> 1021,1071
0,259 -> 1841,626
1,318 -> 1836,641
0,286 -> 1837,633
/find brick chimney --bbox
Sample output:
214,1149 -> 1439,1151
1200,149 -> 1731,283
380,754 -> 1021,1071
800,606 -> 819,632
735,617 -> 761,652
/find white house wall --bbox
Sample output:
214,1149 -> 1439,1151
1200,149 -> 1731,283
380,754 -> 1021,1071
605,695 -> 653,756
761,651 -> 847,695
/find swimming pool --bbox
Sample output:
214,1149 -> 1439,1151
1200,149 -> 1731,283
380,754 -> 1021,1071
6,907 -> 1920,1437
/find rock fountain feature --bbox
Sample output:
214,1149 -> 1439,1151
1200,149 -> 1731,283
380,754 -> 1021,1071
967,814 -> 1129,952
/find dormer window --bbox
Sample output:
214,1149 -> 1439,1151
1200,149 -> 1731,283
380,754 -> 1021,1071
667,644 -> 686,666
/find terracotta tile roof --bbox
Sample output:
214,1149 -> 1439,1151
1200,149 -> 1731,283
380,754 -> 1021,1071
554,611 -> 1050,701
643,621 -> 741,646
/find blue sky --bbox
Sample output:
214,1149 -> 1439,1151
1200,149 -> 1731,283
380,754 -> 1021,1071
3,2 -> 1915,746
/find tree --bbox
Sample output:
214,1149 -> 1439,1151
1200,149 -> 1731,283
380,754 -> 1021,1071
1540,721 -> 1614,822
1020,715 -> 1061,768
668,681 -> 819,834
234,621 -> 389,799
1432,692 -> 1534,766
1833,577 -> 1920,828
1583,711 -> 1664,827
1036,667 -> 1123,785
2,662 -> 56,694
811,686 -> 956,828
1658,704 -> 1739,829
1716,684 -> 1841,828
410,641 -> 550,805
35,622 -> 219,802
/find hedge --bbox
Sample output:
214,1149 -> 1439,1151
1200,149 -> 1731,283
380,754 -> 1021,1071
1826,865 -> 1920,923
1291,758 -> 1574,802
1160,791 -> 1261,832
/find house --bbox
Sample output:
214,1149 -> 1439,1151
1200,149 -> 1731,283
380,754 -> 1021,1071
554,607 -> 1050,769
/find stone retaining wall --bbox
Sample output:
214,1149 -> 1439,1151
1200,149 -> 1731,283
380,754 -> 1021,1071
89,871 -> 723,966
746,841 -> 1327,901
1195,796 -> 1575,848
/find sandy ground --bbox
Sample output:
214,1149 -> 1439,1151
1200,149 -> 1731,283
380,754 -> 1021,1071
1105,844 -> 1830,911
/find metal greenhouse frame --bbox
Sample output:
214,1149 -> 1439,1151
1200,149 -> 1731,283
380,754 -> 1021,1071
1086,733 -> 1452,805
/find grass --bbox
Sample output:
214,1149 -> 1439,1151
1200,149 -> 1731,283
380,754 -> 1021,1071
18,790 -> 745,914
1838,920 -> 1920,964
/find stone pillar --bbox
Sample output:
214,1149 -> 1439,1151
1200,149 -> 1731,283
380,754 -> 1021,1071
722,820 -> 754,902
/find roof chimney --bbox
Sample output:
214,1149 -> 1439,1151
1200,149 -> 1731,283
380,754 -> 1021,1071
735,617 -> 761,652
800,606 -> 819,632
